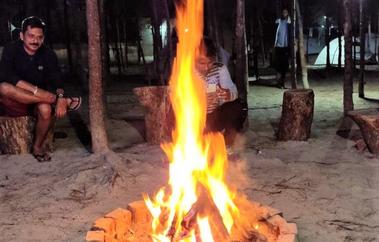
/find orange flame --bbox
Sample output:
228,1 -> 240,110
144,0 -> 239,241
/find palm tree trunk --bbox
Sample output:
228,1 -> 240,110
343,0 -> 354,114
86,0 -> 109,153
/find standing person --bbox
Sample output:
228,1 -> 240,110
274,8 -> 291,89
195,37 -> 247,145
0,16 -> 81,162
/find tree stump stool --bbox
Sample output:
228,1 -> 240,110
0,116 -> 54,154
347,110 -> 379,154
133,86 -> 174,144
277,89 -> 314,141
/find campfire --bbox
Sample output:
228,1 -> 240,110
86,0 -> 297,241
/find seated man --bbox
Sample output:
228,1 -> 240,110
195,37 -> 247,145
0,16 -> 81,162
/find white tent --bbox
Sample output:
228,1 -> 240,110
314,33 -> 379,66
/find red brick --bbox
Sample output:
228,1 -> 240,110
277,234 -> 297,242
86,231 -> 105,242
105,208 -> 132,240
127,200 -> 151,223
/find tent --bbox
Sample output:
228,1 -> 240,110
314,33 -> 379,66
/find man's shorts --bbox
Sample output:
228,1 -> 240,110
0,97 -> 35,117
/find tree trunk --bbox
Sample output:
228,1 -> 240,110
99,0 -> 110,85
290,0 -> 297,89
63,0 -> 73,73
257,15 -> 266,66
43,0 -> 53,47
149,0 -> 171,85
358,0 -> 366,98
277,89 -> 314,141
161,0 -> 172,83
86,0 -> 109,153
234,0 -> 248,102
296,0 -> 309,89
338,4 -> 342,68
326,17 -> 331,68
71,5 -> 83,74
343,0 -> 354,114
123,21 -> 129,67
205,0 -> 220,49
353,36 -> 357,69
113,18 -> 122,75
116,19 -> 125,71
150,0 -> 164,85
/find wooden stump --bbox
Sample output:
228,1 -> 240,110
347,111 -> 379,154
277,89 -> 314,141
133,86 -> 174,144
0,116 -> 54,154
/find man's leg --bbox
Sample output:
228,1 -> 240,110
276,48 -> 286,88
33,103 -> 53,161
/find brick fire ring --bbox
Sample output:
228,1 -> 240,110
86,200 -> 297,242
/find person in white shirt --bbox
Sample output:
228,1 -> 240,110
274,8 -> 291,88
195,37 -> 247,145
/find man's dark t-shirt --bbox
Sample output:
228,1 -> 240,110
0,40 -> 63,92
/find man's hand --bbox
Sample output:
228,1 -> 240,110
216,86 -> 231,104
55,97 -> 67,118
35,89 -> 56,103
207,91 -> 218,113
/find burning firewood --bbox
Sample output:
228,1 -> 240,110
165,184 -> 231,241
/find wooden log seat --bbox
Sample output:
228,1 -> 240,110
347,110 -> 379,154
133,86 -> 174,144
277,89 -> 314,141
0,116 -> 54,154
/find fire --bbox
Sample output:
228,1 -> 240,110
144,0 -> 239,241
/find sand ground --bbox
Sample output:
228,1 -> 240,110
1,70 -> 379,242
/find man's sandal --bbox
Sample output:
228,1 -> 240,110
68,97 -> 82,111
33,153 -> 52,162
